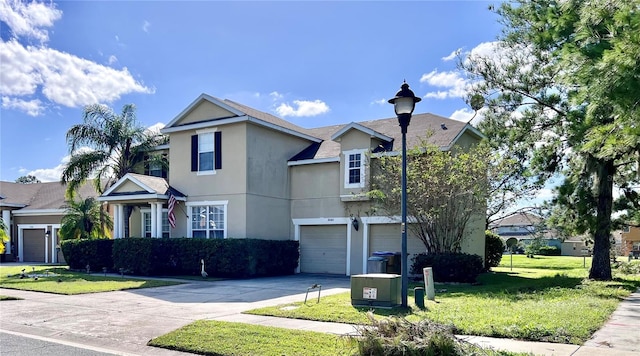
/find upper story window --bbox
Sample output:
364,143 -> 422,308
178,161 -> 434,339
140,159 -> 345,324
344,149 -> 365,188
623,226 -> 631,233
191,130 -> 222,174
144,153 -> 167,178
199,133 -> 214,171
187,201 -> 227,239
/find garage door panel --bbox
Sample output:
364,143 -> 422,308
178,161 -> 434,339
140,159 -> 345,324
369,224 -> 426,257
23,229 -> 45,262
300,225 -> 346,275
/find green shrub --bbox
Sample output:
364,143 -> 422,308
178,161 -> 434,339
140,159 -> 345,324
538,245 -> 561,256
60,239 -> 114,271
112,238 -> 299,277
410,253 -> 484,283
485,230 -> 504,270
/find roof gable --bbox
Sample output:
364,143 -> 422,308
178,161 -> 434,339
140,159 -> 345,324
103,173 -> 169,196
163,94 -> 244,129
331,122 -> 393,142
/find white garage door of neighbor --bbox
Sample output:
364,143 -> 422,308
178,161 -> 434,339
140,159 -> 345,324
369,224 -> 426,258
300,225 -> 347,275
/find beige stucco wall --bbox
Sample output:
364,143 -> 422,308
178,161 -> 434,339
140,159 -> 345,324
168,122 -> 248,198
290,162 -> 344,218
449,130 -> 481,150
459,212 -> 486,262
244,124 -> 312,239
178,101 -> 236,126
337,130 -> 373,197
116,180 -> 146,193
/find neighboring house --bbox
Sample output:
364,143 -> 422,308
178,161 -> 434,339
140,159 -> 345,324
0,181 -> 98,263
490,212 -> 565,253
621,226 -> 640,258
2,93 -> 486,275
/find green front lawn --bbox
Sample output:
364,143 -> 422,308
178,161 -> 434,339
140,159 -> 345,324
148,320 -> 522,356
149,320 -> 353,356
0,265 -> 181,294
245,255 -> 640,344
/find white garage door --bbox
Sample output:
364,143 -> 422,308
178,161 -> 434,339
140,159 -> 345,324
369,224 -> 426,260
300,225 -> 347,275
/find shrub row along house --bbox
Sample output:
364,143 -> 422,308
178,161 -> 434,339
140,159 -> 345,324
0,94 -> 486,275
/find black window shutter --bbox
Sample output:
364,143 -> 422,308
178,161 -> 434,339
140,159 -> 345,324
191,135 -> 198,171
214,131 -> 222,170
144,155 -> 149,175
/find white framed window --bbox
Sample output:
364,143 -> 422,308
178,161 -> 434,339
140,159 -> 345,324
198,132 -> 215,172
140,210 -> 170,238
187,201 -> 228,239
623,226 -> 631,233
344,149 -> 365,188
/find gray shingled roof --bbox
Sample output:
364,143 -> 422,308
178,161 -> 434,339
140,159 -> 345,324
223,99 -> 319,138
491,212 -> 544,227
294,113 -> 473,160
0,181 -> 98,210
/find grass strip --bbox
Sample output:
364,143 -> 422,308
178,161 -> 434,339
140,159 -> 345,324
148,320 -> 353,356
0,265 -> 181,294
245,255 -> 640,344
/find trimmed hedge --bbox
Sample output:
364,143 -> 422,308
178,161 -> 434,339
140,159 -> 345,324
410,252 -> 484,283
538,245 -> 561,256
112,238 -> 299,277
60,239 -> 114,271
485,230 -> 504,270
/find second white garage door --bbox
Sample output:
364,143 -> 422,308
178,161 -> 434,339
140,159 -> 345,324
369,224 -> 426,259
299,225 -> 347,275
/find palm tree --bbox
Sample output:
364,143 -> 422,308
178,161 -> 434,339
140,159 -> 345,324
59,197 -> 113,240
61,104 -> 166,195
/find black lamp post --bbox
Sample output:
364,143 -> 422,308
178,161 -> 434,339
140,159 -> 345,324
388,81 -> 421,308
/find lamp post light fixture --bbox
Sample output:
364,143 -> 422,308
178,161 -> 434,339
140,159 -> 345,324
388,81 -> 421,308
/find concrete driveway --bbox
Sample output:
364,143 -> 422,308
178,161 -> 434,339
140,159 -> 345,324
0,274 -> 352,355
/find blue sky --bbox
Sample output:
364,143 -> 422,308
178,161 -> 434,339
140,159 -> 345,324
1,0 -> 506,184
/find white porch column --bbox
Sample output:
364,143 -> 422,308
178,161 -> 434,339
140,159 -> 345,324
362,220 -> 370,274
155,203 -> 163,238
2,210 -> 11,254
150,203 -> 157,238
115,204 -> 124,239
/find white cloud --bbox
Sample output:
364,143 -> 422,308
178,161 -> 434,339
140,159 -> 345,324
108,55 -> 118,65
146,122 -> 165,135
275,99 -> 330,117
372,98 -> 387,105
0,1 -> 153,116
269,91 -> 284,100
449,108 -> 474,123
142,20 -> 151,33
1,96 -> 43,116
450,107 -> 486,126
0,0 -> 62,42
0,39 -> 154,112
442,48 -> 461,62
420,69 -> 468,99
28,164 -> 65,182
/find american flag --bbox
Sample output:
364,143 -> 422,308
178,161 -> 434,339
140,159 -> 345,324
168,193 -> 177,229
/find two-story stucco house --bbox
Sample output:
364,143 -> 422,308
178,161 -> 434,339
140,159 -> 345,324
2,93 -> 486,275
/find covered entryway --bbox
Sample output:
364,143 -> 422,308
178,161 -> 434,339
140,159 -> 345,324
299,225 -> 347,275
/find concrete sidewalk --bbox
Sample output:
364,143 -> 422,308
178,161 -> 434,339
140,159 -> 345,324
0,274 -> 638,355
